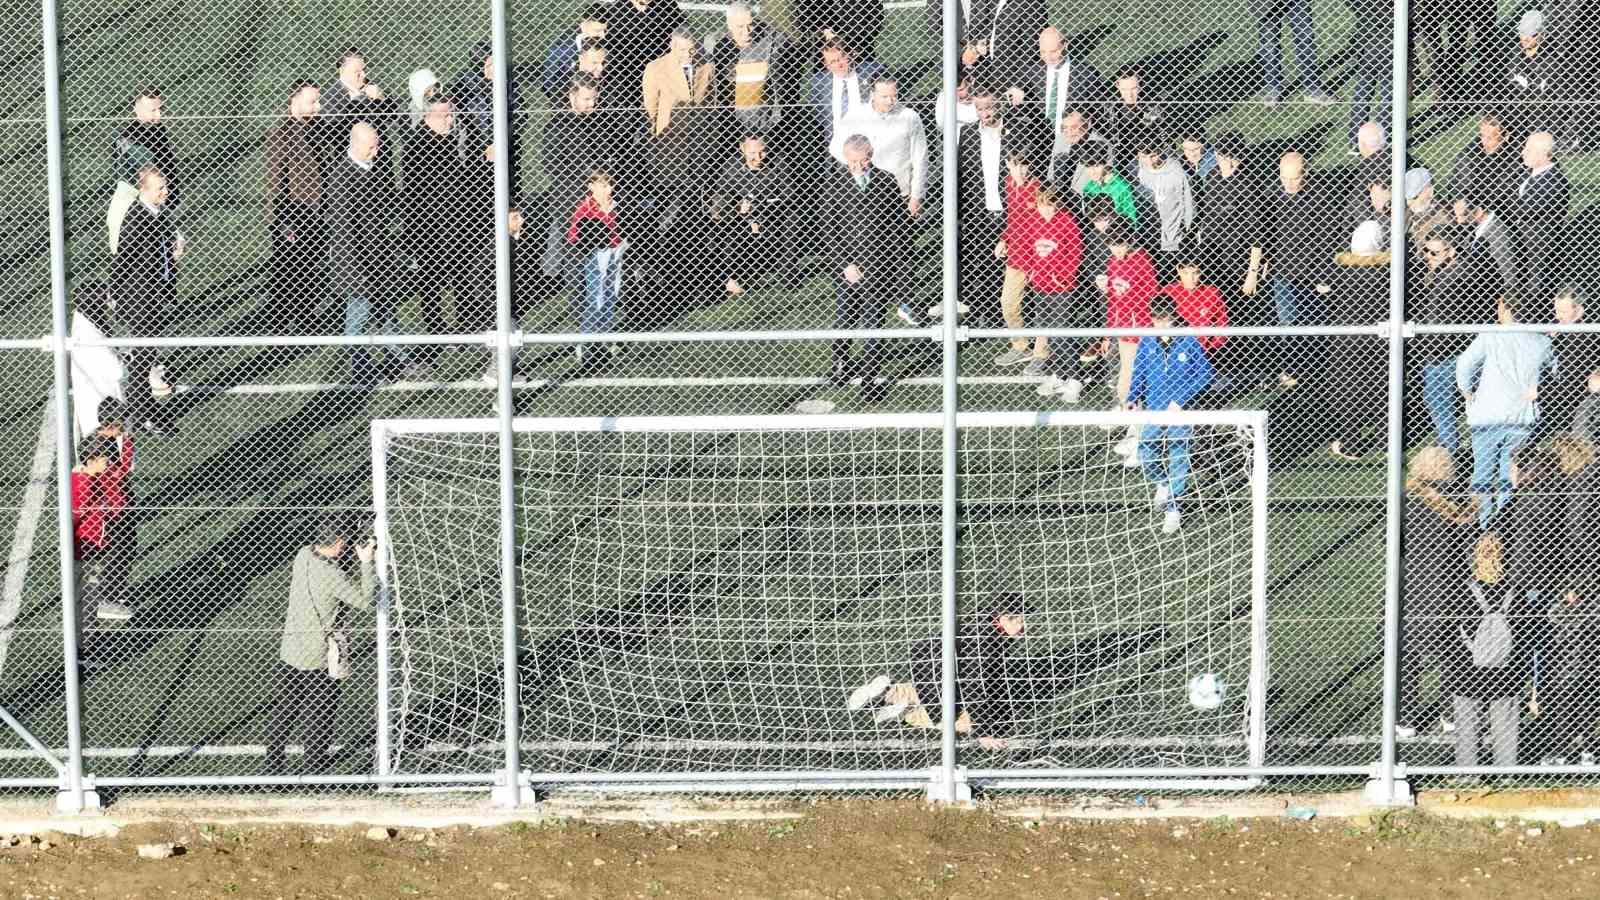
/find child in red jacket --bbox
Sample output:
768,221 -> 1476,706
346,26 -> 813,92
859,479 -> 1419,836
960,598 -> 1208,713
1002,185 -> 1083,377
1159,257 -> 1234,400
71,434 -> 132,626
1097,223 -> 1157,458
993,151 -> 1043,368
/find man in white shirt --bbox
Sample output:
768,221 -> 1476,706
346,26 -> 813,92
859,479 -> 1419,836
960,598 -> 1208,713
828,75 -> 929,216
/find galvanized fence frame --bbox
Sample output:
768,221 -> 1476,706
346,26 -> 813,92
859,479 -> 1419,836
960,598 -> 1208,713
9,0 -> 1592,811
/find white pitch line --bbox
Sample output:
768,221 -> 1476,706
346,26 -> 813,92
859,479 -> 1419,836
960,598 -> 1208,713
178,375 -> 1043,397
0,394 -> 56,680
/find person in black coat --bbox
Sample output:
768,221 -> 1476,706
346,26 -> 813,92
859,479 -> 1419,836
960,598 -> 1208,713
965,0 -> 1048,88
1004,26 -> 1107,163
1399,446 -> 1479,737
709,133 -> 796,296
1499,444 -> 1567,761
957,86 -> 1035,327
321,48 -> 400,168
325,122 -> 408,385
1543,288 -> 1600,437
1450,114 -> 1522,226
1496,10 -> 1562,145
791,0 -> 884,61
539,74 -> 624,283
1194,134 -> 1267,342
1514,131 -> 1570,305
402,98 -> 493,365
827,134 -> 905,402
111,166 -> 183,435
1326,221 -> 1390,459
605,0 -> 687,94
450,38 -> 524,188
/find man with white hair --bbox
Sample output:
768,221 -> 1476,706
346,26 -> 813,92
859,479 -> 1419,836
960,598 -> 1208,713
325,121 -> 412,386
826,134 -> 904,403
706,2 -> 795,140
828,74 -> 929,217
112,165 -> 185,435
1515,130 -> 1569,303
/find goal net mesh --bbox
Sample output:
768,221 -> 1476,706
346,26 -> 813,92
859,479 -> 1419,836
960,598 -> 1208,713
379,414 -> 1262,778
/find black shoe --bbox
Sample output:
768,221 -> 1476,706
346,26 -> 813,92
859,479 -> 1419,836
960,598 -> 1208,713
139,420 -> 177,437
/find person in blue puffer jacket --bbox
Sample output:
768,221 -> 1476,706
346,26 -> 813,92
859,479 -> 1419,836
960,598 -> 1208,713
1128,292 -> 1215,534
1455,293 -> 1557,525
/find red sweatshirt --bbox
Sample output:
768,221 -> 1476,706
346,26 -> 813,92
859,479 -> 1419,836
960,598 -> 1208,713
1160,283 -> 1229,351
70,470 -> 108,560
565,196 -> 622,248
1002,174 -> 1040,228
1104,250 -> 1157,344
1003,206 -> 1083,295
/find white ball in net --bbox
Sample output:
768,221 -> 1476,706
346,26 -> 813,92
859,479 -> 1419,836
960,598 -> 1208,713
1187,673 -> 1227,711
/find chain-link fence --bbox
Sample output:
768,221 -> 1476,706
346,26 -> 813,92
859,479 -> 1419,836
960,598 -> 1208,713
2,0 -> 1596,809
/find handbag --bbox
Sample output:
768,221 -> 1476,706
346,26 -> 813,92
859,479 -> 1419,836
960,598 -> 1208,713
299,553 -> 353,681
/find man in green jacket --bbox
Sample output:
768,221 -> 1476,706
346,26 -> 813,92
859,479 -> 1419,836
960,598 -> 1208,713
265,513 -> 375,773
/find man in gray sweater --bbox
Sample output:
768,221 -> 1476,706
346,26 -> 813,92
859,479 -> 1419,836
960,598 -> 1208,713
1133,131 -> 1194,278
1456,293 -> 1557,524
265,513 -> 376,773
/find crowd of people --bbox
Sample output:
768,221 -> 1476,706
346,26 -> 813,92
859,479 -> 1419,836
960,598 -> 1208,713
58,2 -> 1600,766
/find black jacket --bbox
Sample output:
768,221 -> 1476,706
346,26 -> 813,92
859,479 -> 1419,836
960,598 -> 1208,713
1195,167 -> 1265,283
402,126 -> 476,263
606,0 -> 688,93
1008,59 -> 1107,159
1514,163 -> 1570,293
319,85 -> 400,163
966,0 -> 1049,86
825,165 -> 904,286
1548,330 -> 1600,432
1566,462 -> 1600,597
111,202 -> 177,335
322,155 -> 391,299
1450,139 -> 1521,220
113,122 -> 181,207
710,157 -> 794,232
1266,184 -> 1334,285
541,110 -> 624,224
791,0 -> 884,58
1499,44 -> 1561,141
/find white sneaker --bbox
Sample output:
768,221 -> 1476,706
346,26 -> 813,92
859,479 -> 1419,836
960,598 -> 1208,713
1113,436 -> 1137,457
148,365 -> 174,399
1060,379 -> 1084,404
847,674 -> 893,711
1395,724 -> 1418,740
1161,508 -> 1181,534
96,601 -> 133,621
1439,718 -> 1456,734
873,702 -> 910,724
926,302 -> 970,319
1123,452 -> 1142,469
1153,484 -> 1170,508
1036,375 -> 1063,397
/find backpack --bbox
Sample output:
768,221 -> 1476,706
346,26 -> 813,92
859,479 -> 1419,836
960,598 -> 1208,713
1460,581 -> 1515,669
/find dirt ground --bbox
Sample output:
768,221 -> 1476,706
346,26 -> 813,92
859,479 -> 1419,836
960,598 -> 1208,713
2,795 -> 1600,898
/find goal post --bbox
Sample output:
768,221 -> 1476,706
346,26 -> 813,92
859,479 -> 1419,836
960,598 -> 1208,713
371,410 -> 1269,789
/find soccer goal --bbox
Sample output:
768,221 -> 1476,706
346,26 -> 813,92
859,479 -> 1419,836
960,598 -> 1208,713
371,410 -> 1268,790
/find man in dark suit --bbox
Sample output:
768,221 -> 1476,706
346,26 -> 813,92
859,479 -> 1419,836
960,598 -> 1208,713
112,165 -> 184,435
957,85 -> 1034,327
540,74 -> 624,285
540,3 -> 608,100
827,133 -> 905,403
809,40 -> 885,148
1451,113 -> 1522,224
1004,25 -> 1105,163
325,121 -> 408,386
966,0 -> 1049,87
1515,130 -> 1570,305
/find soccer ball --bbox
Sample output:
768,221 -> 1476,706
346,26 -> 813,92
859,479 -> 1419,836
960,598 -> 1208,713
1187,673 -> 1226,710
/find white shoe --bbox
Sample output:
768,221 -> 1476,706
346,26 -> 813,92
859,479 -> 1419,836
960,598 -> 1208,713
1439,718 -> 1456,734
148,365 -> 174,399
96,601 -> 133,621
927,302 -> 970,319
1036,375 -> 1063,397
1059,379 -> 1083,404
1153,484 -> 1170,508
847,674 -> 893,711
873,702 -> 910,724
1395,724 -> 1417,740
1113,436 -> 1137,457
1123,452 -> 1142,468
1161,508 -> 1181,534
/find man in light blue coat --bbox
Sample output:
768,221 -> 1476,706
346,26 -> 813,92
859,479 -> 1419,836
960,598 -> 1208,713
1456,294 -> 1557,524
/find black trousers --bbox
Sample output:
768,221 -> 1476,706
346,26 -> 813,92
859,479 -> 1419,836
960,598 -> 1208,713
831,280 -> 886,383
270,201 -> 327,333
959,213 -> 1006,326
265,663 -> 340,770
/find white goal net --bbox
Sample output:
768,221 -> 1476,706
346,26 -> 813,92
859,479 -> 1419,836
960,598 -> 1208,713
372,411 -> 1267,783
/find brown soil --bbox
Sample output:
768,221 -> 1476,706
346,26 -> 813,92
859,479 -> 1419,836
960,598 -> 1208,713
4,800 -> 1599,898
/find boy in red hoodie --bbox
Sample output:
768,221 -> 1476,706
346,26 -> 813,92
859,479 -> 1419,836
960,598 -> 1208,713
1001,185 -> 1083,379
71,434 -> 132,627
565,168 -> 625,368
993,151 -> 1043,368
1159,257 -> 1232,396
93,399 -> 136,619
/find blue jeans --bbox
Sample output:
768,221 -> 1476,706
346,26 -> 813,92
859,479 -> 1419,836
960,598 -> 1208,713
1139,424 -> 1194,511
343,293 -> 408,378
1422,358 -> 1461,454
1470,424 -> 1530,524
572,247 -> 624,334
1258,0 -> 1324,93
1271,277 -> 1322,378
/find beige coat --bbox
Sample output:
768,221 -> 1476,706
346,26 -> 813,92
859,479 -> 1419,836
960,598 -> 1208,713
642,53 -> 713,137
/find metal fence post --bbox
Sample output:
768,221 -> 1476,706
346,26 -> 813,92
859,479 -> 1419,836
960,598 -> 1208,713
489,0 -> 527,808
1368,0 -> 1414,807
41,0 -> 98,814
927,0 -> 969,804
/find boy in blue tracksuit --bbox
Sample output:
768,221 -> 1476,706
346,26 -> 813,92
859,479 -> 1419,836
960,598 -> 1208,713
1128,293 -> 1215,534
1455,294 -> 1557,525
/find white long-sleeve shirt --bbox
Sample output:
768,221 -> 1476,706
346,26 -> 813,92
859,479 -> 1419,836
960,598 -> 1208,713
828,104 -> 929,203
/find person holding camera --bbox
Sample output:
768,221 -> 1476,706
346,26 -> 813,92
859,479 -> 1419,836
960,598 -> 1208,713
264,513 -> 375,774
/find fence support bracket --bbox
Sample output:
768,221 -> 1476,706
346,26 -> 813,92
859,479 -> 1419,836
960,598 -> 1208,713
1363,765 -> 1413,808
924,766 -> 970,803
54,776 -> 101,814
492,769 -> 537,809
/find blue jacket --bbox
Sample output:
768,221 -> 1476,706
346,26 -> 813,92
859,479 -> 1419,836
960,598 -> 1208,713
1129,336 -> 1214,412
1455,329 -> 1557,427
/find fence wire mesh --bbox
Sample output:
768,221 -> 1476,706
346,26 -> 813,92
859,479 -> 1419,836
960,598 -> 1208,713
1,0 -> 1597,805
